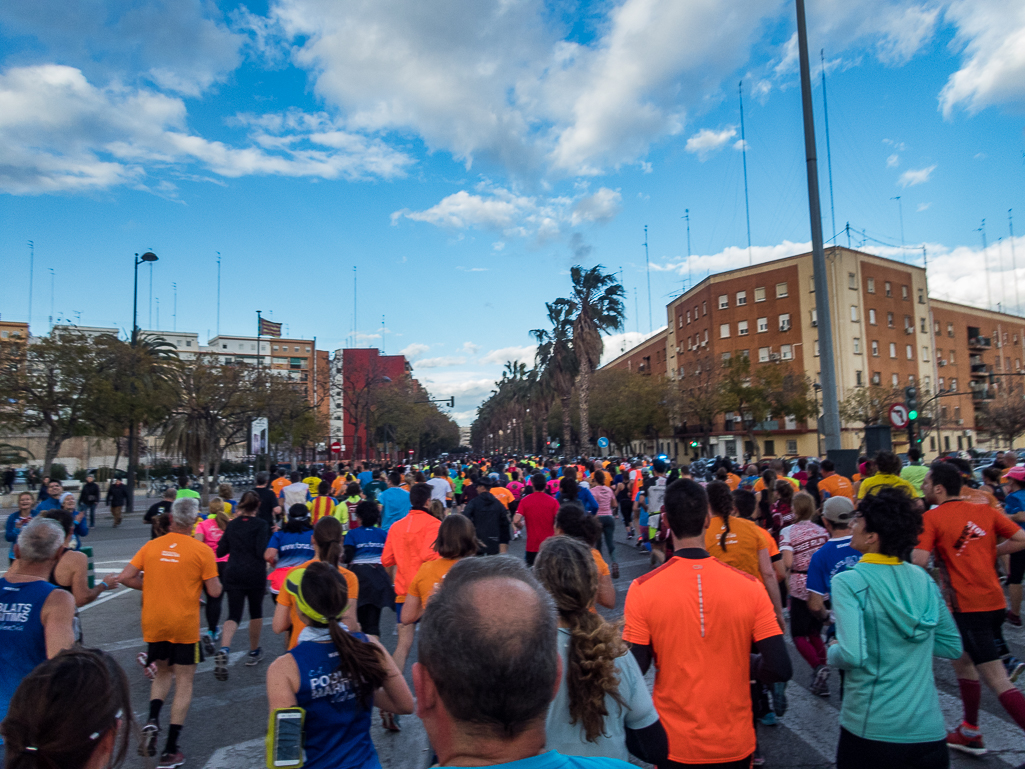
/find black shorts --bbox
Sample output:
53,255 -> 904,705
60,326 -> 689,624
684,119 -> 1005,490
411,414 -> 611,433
789,596 -> 823,638
953,609 -> 1005,665
1010,550 -> 1025,585
226,586 -> 266,624
837,727 -> 948,769
147,641 -> 203,667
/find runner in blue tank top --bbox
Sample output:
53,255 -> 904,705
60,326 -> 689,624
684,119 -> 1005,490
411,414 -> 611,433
266,562 -> 413,769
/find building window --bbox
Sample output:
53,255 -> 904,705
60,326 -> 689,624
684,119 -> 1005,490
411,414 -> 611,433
704,329 -> 709,343
848,272 -> 857,289
758,347 -> 770,363
906,344 -> 914,359
887,312 -> 894,328
869,309 -> 877,325
722,352 -> 731,362
892,373 -> 899,386
781,344 -> 793,360
814,340 -> 820,356
251,344 -> 256,350
851,305 -> 859,322
776,282 -> 788,298
949,350 -> 956,364
934,320 -> 940,334
306,346 -> 311,352
678,366 -> 685,377
686,311 -> 691,324
811,309 -> 818,326
809,277 -> 815,293
758,317 -> 768,333
917,288 -> 925,304
872,340 -> 879,356
867,277 -> 876,293
273,345 -> 279,351
736,290 -> 747,306
856,370 -> 863,386
923,375 -> 931,389
702,301 -> 707,315
765,440 -> 776,456
920,317 -> 927,333
853,338 -> 861,354
222,344 -> 228,350
779,313 -> 791,331
902,285 -> 909,299
909,374 -> 916,384
678,315 -> 684,329
885,281 -> 892,297
738,320 -> 749,336
754,287 -> 766,302
939,377 -> 945,390
950,378 -> 957,391
922,346 -> 930,362
947,322 -> 954,337
185,340 -> 192,347
720,323 -> 730,339
889,342 -> 897,358
786,439 -> 798,454
904,315 -> 912,330
740,349 -> 750,358
872,371 -> 881,385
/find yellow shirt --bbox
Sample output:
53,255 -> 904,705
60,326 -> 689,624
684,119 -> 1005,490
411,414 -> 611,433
856,473 -> 920,499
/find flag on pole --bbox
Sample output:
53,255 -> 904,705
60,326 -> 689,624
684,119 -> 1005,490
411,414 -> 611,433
259,318 -> 283,337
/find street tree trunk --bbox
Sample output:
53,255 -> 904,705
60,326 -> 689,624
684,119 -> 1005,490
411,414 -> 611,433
578,365 -> 592,456
43,431 -> 62,478
561,394 -> 572,454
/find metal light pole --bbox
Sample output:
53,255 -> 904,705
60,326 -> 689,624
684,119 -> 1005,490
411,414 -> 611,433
127,251 -> 159,514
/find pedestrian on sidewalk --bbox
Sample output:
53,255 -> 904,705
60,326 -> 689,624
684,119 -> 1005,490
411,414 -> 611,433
78,474 -> 101,527
106,478 -> 129,527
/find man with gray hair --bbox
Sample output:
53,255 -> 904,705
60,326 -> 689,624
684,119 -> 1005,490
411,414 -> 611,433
413,555 -> 633,769
0,518 -> 76,763
119,497 -> 222,768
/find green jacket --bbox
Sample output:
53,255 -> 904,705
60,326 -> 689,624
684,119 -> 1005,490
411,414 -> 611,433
900,464 -> 929,495
828,555 -> 962,743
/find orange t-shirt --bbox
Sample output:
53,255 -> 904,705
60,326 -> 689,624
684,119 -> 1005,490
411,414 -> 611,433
382,509 -> 441,602
753,476 -> 799,493
624,555 -> 781,764
917,500 -> 1020,613
490,487 -> 515,509
591,548 -> 611,577
818,473 -> 854,501
407,558 -> 458,606
757,526 -> 780,560
725,473 -> 741,491
330,476 -> 346,495
960,486 -> 1002,510
271,476 -> 290,496
704,516 -> 767,580
130,533 -> 219,645
277,559 -> 359,650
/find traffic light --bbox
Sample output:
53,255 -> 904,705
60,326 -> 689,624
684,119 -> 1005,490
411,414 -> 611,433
904,386 -> 919,420
689,440 -> 699,448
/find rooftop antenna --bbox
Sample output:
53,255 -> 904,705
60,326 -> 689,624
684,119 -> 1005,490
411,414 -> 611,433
891,196 -> 904,260
634,287 -> 639,335
216,251 -> 221,336
172,282 -> 177,332
353,266 -> 358,347
739,81 -> 753,265
683,209 -> 692,293
382,314 -> 386,354
49,268 -> 55,330
998,237 -> 1008,314
644,225 -> 652,332
155,297 -> 160,330
1011,209 -> 1020,315
821,50 -> 836,245
27,240 -> 34,332
978,219 -> 991,309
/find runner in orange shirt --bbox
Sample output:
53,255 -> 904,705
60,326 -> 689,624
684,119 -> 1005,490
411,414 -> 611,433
624,479 -> 792,766
817,460 -> 854,501
399,514 -> 480,624
270,469 -> 290,497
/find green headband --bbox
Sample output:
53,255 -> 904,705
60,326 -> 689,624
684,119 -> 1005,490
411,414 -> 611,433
284,567 -> 345,624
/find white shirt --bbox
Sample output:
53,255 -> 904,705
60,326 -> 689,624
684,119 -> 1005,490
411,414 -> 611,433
426,477 -> 450,503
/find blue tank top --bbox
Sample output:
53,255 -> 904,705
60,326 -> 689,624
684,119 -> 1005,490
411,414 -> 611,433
290,635 -> 381,769
0,578 -> 58,743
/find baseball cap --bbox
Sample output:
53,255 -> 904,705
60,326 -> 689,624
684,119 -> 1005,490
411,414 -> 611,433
822,496 -> 856,523
1006,466 -> 1025,483
652,459 -> 667,473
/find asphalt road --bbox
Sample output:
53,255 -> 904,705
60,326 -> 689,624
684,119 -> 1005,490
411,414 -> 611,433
14,499 -> 1025,768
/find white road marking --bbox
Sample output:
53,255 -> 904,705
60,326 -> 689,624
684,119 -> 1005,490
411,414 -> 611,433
79,587 -> 135,611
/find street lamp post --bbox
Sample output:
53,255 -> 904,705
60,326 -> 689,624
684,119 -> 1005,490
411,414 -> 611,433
127,251 -> 158,514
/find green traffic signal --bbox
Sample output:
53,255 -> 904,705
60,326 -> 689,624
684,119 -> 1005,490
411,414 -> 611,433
908,410 -> 918,420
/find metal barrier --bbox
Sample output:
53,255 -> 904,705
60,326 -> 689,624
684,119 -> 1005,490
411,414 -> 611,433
80,545 -> 95,589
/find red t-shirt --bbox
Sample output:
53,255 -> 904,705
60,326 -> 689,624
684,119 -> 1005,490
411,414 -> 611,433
917,499 -> 1019,613
517,491 -> 559,552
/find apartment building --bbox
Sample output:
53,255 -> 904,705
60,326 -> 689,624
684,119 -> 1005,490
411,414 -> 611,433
328,347 -> 412,461
0,321 -> 29,343
606,246 -> 1023,460
141,330 -> 201,359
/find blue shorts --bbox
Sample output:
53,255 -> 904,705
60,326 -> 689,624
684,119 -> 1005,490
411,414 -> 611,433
394,600 -> 419,625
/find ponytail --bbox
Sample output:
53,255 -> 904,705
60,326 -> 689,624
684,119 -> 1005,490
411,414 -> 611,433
313,517 -> 343,567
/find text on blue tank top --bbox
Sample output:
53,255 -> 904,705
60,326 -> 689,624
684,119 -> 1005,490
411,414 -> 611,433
290,636 -> 380,769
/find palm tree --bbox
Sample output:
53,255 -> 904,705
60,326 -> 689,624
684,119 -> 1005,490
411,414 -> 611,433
567,265 -> 625,455
532,299 -> 578,454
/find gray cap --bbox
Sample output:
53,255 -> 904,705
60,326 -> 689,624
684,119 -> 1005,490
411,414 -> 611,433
822,496 -> 856,523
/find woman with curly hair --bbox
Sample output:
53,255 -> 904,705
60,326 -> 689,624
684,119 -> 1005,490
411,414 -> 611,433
829,488 -> 962,769
534,536 -> 667,764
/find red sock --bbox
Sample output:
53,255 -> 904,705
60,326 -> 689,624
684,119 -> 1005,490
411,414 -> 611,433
794,636 -> 820,669
959,678 -> 981,728
809,634 -> 827,665
999,689 -> 1025,732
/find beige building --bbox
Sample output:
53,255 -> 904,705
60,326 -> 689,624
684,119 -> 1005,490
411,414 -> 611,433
605,246 -> 1025,461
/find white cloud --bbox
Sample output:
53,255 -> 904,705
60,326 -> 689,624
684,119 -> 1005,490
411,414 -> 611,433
652,240 -> 813,277
886,153 -> 900,167
0,65 -> 412,194
392,183 -> 620,240
399,343 -> 430,359
940,0 -> 1025,116
917,202 -> 932,212
352,332 -> 381,341
600,327 -> 669,366
481,345 -> 537,366
733,139 -> 748,152
492,242 -> 506,252
460,342 -> 482,355
685,127 -> 737,160
898,164 -> 937,187
413,356 -> 467,368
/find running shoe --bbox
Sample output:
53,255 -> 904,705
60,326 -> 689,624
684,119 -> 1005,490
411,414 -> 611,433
157,750 -> 185,768
1006,656 -> 1025,683
752,746 -> 765,767
1007,611 -> 1022,627
610,563 -> 620,579
136,652 -> 157,681
246,648 -> 264,666
214,648 -> 229,681
138,720 -> 159,757
771,681 -> 788,717
946,725 -> 987,756
810,665 -> 831,697
201,631 -> 216,657
380,711 -> 400,732
759,712 -> 777,726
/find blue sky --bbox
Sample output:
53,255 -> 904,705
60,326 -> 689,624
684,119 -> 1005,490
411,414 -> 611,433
1,0 -> 1023,424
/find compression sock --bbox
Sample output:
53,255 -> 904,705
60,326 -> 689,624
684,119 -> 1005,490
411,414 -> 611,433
148,699 -> 163,724
998,689 -> 1025,731
794,637 -> 821,669
165,724 -> 183,755
958,678 -> 981,728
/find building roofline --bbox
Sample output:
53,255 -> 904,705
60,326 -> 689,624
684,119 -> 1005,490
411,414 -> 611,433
929,298 -> 1025,324
599,327 -> 668,370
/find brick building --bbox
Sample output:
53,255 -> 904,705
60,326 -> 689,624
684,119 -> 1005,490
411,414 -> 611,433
328,348 -> 413,461
603,246 -> 1025,461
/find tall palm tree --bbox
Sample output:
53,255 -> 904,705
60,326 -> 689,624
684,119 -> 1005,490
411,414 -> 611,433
567,265 -> 625,455
532,298 -> 578,454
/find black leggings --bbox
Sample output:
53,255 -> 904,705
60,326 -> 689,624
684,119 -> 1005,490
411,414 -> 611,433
357,605 -> 382,637
226,586 -> 265,624
205,563 -> 225,631
836,727 -> 948,769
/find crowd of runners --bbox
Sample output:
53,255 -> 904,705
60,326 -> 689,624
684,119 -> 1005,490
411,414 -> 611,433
3,448 -> 1025,769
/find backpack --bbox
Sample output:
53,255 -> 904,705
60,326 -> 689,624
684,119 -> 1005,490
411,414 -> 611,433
282,483 -> 309,510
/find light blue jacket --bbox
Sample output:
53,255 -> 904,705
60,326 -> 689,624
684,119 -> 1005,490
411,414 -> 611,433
828,556 -> 962,743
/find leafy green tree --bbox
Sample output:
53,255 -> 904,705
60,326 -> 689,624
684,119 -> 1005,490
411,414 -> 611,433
589,368 -> 670,452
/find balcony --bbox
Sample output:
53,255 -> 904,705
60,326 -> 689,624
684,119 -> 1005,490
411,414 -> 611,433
970,385 -> 993,402
970,356 -> 990,378
969,336 -> 992,351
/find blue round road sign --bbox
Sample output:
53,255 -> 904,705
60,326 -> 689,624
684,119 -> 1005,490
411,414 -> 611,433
597,437 -> 609,448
